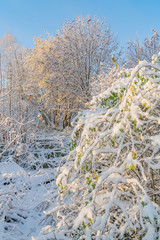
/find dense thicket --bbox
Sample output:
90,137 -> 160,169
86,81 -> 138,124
37,58 -> 160,240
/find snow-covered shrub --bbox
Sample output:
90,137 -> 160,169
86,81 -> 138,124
0,117 -> 32,165
0,119 -> 70,171
39,58 -> 160,240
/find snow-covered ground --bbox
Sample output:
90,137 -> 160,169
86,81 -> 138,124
0,129 -> 71,240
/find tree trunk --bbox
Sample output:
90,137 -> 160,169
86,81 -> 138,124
63,111 -> 71,129
53,110 -> 59,128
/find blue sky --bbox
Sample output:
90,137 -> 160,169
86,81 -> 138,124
0,0 -> 160,49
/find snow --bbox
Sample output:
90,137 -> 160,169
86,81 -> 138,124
0,160 -> 58,239
0,130 -> 71,240
73,205 -> 93,229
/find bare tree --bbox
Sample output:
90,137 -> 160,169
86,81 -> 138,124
0,33 -> 31,137
126,29 -> 160,66
53,16 -> 119,99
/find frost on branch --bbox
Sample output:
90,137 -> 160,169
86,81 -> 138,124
43,60 -> 160,239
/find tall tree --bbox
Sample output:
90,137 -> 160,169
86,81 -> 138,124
53,16 -> 119,100
26,16 -> 119,128
0,33 -> 30,138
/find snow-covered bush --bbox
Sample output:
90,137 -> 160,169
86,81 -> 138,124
0,118 -> 70,171
38,58 -> 160,240
0,117 -> 32,165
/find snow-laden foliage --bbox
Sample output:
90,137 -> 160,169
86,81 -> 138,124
39,59 -> 160,240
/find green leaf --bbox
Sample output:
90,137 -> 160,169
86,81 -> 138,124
82,221 -> 87,229
88,218 -> 93,224
85,201 -> 89,206
89,197 -> 92,202
141,201 -> 147,207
